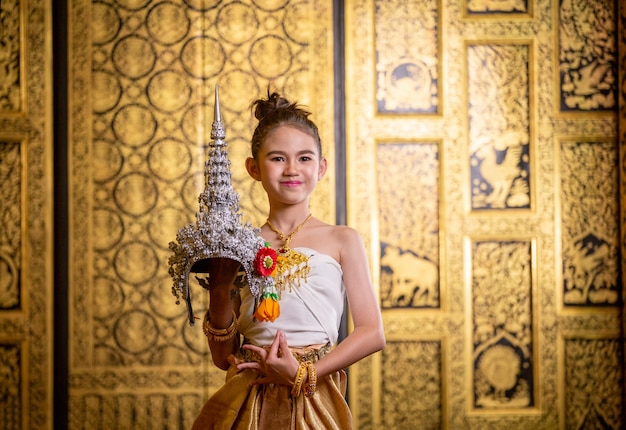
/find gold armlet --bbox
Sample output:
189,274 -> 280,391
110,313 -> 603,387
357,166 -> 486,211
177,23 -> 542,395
202,310 -> 238,342
291,362 -> 308,397
303,361 -> 317,397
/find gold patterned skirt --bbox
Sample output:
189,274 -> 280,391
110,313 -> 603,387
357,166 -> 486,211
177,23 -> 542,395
191,344 -> 352,430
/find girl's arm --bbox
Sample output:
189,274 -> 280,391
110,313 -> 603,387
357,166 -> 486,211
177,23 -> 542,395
202,258 -> 243,370
313,227 -> 386,378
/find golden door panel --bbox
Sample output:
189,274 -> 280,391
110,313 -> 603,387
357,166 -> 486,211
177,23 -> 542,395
377,142 -> 441,309
346,0 -> 622,428
560,335 -> 623,429
374,0 -> 441,115
558,139 -> 619,307
68,0 -> 335,427
468,239 -> 536,412
467,41 -> 532,211
557,0 -> 617,113
0,0 -> 22,113
381,340 -> 443,428
0,139 -> 25,430
1,0 -> 54,427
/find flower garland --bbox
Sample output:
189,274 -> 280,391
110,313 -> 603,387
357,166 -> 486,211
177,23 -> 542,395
253,242 -> 280,322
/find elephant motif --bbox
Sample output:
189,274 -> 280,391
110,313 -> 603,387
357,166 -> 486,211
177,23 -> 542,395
380,244 -> 439,308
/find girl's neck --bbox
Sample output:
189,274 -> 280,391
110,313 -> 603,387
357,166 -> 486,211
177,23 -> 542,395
267,206 -> 312,233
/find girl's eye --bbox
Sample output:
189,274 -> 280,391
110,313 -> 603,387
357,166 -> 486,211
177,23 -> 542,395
271,156 -> 285,162
300,156 -> 311,162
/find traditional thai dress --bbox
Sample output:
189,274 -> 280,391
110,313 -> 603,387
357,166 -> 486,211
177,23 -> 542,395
192,248 -> 352,429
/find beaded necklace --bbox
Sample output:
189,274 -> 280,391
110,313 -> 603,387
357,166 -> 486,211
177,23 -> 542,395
266,214 -> 312,293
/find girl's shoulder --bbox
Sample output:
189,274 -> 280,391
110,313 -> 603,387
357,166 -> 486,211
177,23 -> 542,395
299,221 -> 363,262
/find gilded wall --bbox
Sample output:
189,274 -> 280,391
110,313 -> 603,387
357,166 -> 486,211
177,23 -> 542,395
345,0 -> 624,428
0,0 -> 54,428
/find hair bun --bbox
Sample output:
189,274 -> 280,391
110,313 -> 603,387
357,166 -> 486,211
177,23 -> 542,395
253,90 -> 310,122
253,92 -> 287,121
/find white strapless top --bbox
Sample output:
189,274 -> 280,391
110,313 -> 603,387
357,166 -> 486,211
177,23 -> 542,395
238,248 -> 345,347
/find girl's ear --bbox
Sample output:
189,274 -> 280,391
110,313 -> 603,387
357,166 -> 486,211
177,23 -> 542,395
317,157 -> 328,181
246,157 -> 261,181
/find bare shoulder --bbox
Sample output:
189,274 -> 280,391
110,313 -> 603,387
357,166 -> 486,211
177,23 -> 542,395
298,220 -> 364,263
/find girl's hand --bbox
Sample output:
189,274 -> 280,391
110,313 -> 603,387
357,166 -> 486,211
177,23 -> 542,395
196,258 -> 242,292
238,330 -> 300,386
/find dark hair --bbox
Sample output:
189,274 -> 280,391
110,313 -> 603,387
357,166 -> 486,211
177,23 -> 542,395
250,89 -> 322,159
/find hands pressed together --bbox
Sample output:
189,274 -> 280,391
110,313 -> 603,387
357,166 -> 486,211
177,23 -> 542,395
230,330 -> 302,387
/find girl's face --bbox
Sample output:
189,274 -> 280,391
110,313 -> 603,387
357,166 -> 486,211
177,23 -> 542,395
246,125 -> 327,208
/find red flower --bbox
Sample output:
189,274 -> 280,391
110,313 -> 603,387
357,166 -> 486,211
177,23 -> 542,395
254,246 -> 277,277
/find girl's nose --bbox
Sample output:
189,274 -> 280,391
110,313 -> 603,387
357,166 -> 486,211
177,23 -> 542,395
284,160 -> 297,175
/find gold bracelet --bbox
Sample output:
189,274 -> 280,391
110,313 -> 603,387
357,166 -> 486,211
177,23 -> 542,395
202,310 -> 238,342
291,362 -> 308,397
303,361 -> 317,397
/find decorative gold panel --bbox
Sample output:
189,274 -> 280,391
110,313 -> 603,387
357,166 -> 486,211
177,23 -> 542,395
467,42 -> 532,211
558,140 -> 619,307
346,0 -> 622,428
0,141 -> 21,310
0,0 -> 53,427
465,0 -> 530,16
0,0 -> 22,113
374,0 -> 441,114
377,142 -> 440,309
68,0 -> 335,427
561,335 -> 623,428
0,342 -> 22,428
469,239 -> 536,410
382,340 -> 443,428
557,0 -> 617,113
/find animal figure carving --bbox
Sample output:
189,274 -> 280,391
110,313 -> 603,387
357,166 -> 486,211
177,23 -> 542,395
380,245 -> 438,307
570,240 -> 609,302
475,131 -> 525,208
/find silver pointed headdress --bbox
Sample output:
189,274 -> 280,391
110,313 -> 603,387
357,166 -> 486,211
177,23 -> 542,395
168,85 -> 266,325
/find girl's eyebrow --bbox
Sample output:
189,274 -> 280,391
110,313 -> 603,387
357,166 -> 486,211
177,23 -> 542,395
265,149 -> 317,157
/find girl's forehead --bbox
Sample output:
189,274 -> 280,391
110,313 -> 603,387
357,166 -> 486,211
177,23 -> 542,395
264,126 -> 317,147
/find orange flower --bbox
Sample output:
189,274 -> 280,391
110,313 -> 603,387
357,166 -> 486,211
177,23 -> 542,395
254,292 -> 280,322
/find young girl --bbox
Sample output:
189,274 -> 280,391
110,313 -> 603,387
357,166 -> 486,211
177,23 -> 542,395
192,90 -> 385,429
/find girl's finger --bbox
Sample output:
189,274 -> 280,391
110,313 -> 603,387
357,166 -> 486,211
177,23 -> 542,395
278,330 -> 290,351
237,361 -> 261,372
267,330 -> 282,358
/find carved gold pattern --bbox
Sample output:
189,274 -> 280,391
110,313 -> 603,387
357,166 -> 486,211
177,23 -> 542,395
0,343 -> 21,429
0,141 -> 21,309
558,0 -> 617,112
465,0 -> 529,15
470,240 -> 535,409
468,42 -> 531,211
0,0 -> 22,112
374,0 -> 440,114
377,142 -> 440,309
559,140 -> 619,307
68,0 -> 334,427
562,336 -> 623,428
346,0 -> 622,428
381,341 -> 442,428
0,0 -> 53,426
619,4 -> 626,422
